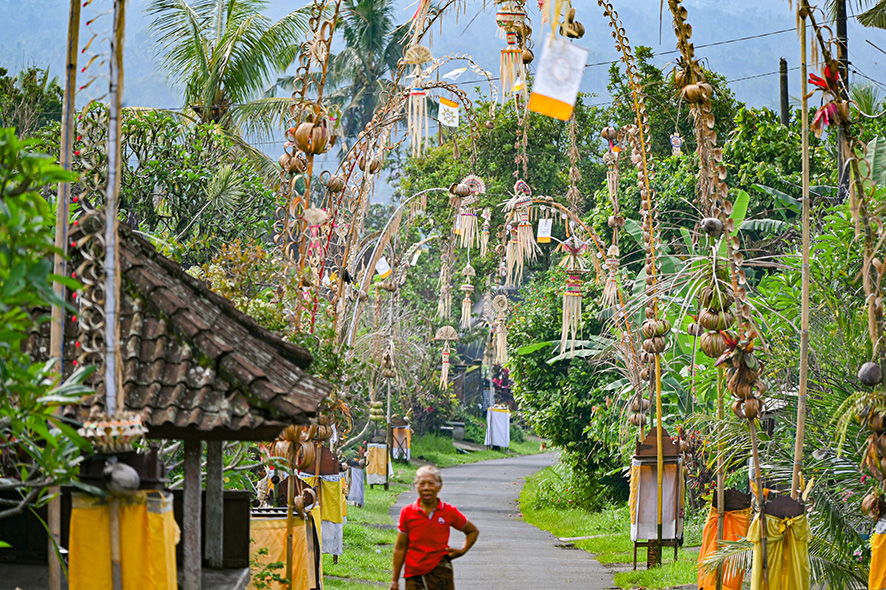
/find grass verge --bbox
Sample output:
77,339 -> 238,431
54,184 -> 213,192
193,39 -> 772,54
519,465 -> 699,589
321,434 -> 545,589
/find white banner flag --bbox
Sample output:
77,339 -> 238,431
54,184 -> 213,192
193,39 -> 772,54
537,218 -> 553,243
376,256 -> 392,279
439,97 -> 459,127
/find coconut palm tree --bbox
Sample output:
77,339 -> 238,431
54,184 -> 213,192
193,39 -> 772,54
147,0 -> 309,140
325,0 -> 407,138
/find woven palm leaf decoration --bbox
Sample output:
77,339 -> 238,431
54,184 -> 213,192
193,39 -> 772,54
493,295 -> 509,364
460,262 -> 476,329
434,325 -> 459,388
496,1 -> 528,105
405,45 -> 432,157
558,236 -> 588,354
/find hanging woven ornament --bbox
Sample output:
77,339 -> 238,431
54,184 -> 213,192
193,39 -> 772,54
437,253 -> 452,319
405,45 -> 433,156
434,326 -> 459,389
459,198 -> 479,249
460,263 -> 476,330
493,295 -> 509,364
496,2 -> 527,105
601,244 -> 620,310
558,236 -> 588,354
505,226 -> 523,287
507,180 -> 539,263
480,207 -> 492,256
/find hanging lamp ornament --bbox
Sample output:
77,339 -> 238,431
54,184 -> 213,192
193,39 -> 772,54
459,263 -> 476,329
557,236 -> 588,354
496,1 -> 528,105
437,252 -> 452,319
434,325 -> 459,388
493,295 -> 509,364
405,45 -> 433,157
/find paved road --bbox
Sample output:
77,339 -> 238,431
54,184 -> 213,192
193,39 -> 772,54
391,452 -> 615,590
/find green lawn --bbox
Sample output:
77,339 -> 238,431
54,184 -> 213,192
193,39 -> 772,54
320,433 -> 546,589
519,466 -> 700,589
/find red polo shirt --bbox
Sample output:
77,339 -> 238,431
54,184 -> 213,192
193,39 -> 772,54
398,498 -> 467,577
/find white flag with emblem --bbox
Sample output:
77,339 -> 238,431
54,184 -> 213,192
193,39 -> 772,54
376,256 -> 392,279
439,97 -> 459,127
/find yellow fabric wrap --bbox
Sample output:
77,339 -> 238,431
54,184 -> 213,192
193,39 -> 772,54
697,507 -> 751,590
871,531 -> 886,590
320,478 -> 344,523
628,463 -> 640,525
748,513 -> 811,590
249,515 -> 323,590
69,491 -> 179,590
367,445 -> 387,476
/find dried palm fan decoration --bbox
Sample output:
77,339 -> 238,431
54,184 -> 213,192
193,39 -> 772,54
462,174 -> 486,196
493,295 -> 509,364
557,237 -> 588,354
460,262 -> 476,330
434,325 -> 459,388
437,252 -> 452,319
496,1 -> 528,105
405,45 -> 433,157
480,207 -> 492,256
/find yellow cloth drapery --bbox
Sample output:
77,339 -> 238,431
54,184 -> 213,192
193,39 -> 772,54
697,507 -> 751,590
69,490 -> 179,590
249,515 -> 322,590
748,512 -> 811,590
871,518 -> 886,590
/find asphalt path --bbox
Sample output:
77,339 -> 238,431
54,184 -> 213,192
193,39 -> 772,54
390,452 -> 615,590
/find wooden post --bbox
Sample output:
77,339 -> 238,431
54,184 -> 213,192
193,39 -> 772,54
48,2 -> 81,587
205,440 -> 224,569
183,440 -> 203,590
835,0 -> 850,196
109,496 -> 123,590
750,423 -> 768,590
791,0 -> 811,502
779,58 -> 789,126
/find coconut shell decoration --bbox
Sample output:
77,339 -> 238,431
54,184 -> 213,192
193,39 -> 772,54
292,116 -> 330,155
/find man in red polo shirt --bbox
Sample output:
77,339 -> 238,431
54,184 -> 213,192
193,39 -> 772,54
390,465 -> 479,590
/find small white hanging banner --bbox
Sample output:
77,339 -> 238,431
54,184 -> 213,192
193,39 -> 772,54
537,218 -> 553,243
439,97 -> 460,127
528,35 -> 589,121
376,256 -> 392,279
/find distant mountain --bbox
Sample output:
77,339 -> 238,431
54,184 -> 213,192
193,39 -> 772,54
2,0 -> 884,111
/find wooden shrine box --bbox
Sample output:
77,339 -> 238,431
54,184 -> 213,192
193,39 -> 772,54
629,428 -> 685,569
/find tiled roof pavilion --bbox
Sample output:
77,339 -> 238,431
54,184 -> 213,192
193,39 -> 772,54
34,221 -> 332,441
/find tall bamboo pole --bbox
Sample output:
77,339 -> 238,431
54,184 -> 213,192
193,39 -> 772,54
48,3 -> 81,588
106,5 -> 125,587
104,0 -> 125,416
750,423 -> 769,590
715,366 -> 725,590
655,354 -> 664,554
791,0 -> 811,502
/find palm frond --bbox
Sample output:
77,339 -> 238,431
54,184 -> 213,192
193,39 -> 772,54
224,97 -> 292,141
207,165 -> 245,211
859,0 -> 886,28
